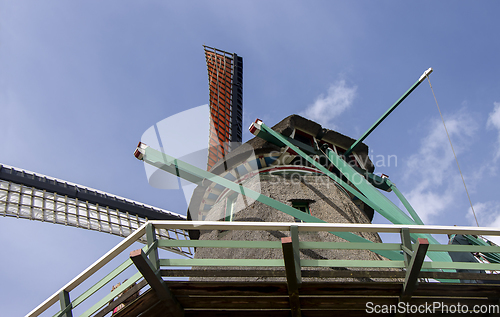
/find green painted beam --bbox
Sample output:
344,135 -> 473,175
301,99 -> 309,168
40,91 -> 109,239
352,167 -> 392,191
138,144 -> 403,261
254,122 -> 455,278
463,234 -> 500,264
160,258 -> 406,268
401,228 -> 412,267
256,123 -> 445,248
146,223 -> 160,270
428,244 -> 500,253
80,271 -> 143,317
159,239 -> 282,249
387,179 -> 424,225
325,148 -> 454,264
144,240 -> 158,256
161,258 -> 285,267
257,122 -> 445,258
299,259 -> 406,268
160,257 -> 500,271
51,242 -> 147,317
344,68 -> 432,158
70,257 -> 135,309
256,123 -> 384,215
159,238 -> 500,253
422,261 -> 500,271
326,148 -> 417,226
256,122 -> 415,229
159,239 -> 404,251
299,241 -> 402,251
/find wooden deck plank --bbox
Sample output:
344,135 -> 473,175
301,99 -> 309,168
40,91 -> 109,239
177,295 -> 290,309
103,280 -> 500,317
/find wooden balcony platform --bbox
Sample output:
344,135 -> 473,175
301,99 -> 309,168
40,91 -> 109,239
110,279 -> 500,317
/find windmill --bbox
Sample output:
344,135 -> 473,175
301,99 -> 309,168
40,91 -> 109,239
13,48 -> 500,317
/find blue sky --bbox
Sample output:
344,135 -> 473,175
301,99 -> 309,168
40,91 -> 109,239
2,1 -> 500,315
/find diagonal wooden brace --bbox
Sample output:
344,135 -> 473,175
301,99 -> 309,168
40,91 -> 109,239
400,238 -> 429,302
282,233 -> 302,317
130,249 -> 184,316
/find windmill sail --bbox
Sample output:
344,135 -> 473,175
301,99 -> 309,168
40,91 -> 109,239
204,45 -> 243,170
0,164 -> 193,257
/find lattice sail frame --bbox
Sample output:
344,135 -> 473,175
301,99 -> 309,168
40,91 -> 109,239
0,169 -> 193,258
204,45 -> 243,170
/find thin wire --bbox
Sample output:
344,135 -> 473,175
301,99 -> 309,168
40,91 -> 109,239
426,75 -> 480,227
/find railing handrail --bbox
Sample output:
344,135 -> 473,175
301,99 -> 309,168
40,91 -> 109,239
149,220 -> 500,236
25,222 -> 148,317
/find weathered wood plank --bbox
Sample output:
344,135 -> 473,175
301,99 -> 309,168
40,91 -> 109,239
130,249 -> 184,316
183,310 -> 293,317
107,280 -> 500,317
177,295 -> 290,309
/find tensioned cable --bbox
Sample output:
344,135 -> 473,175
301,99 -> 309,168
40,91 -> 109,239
425,75 -> 479,227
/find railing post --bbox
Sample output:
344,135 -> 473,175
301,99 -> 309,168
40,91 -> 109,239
290,225 -> 302,285
282,231 -> 302,317
58,290 -> 73,317
146,223 -> 160,271
400,228 -> 412,267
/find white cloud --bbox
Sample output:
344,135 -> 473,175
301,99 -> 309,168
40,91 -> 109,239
467,201 -> 500,227
403,111 -> 477,223
487,102 -> 500,161
300,80 -> 356,129
404,187 -> 457,224
467,201 -> 500,245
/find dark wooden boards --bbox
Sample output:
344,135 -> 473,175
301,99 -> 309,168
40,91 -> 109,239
102,280 -> 500,317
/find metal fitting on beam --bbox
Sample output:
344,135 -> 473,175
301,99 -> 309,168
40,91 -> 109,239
419,67 -> 433,82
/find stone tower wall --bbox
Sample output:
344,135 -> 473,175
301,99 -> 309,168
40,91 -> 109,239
193,174 -> 393,282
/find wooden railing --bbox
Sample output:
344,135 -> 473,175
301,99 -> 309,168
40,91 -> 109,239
26,221 -> 500,317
